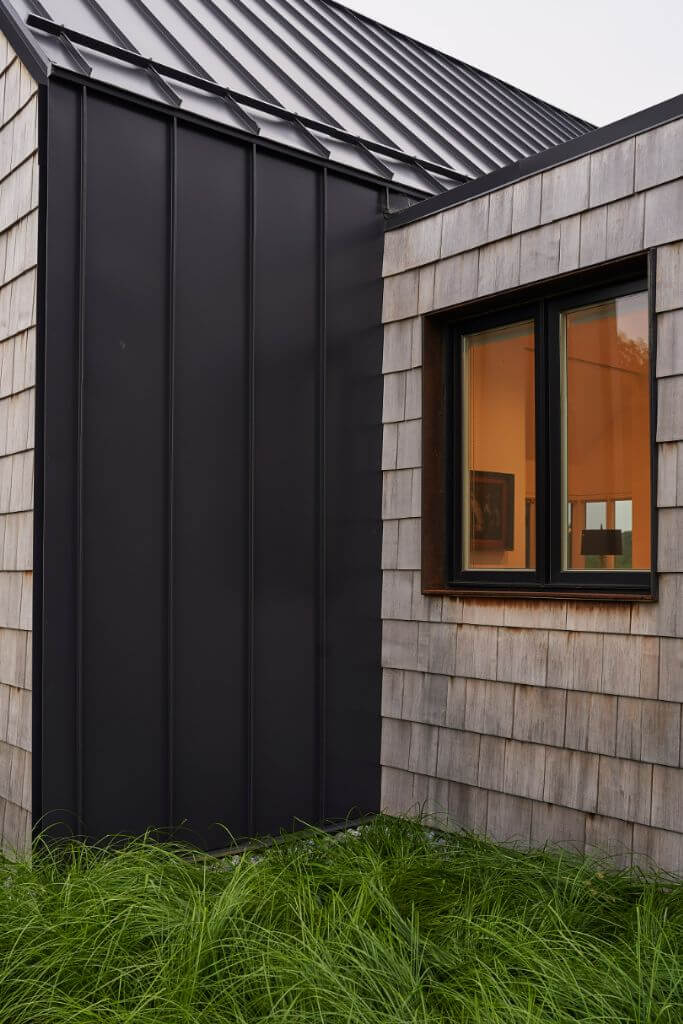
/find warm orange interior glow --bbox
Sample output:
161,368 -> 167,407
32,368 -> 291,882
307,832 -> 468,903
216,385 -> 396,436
464,321 -> 535,570
563,293 -> 650,570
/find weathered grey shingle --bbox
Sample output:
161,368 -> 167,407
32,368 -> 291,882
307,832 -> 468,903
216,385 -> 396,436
465,678 -> 514,738
497,628 -> 548,687
513,685 -> 566,747
598,756 -> 652,825
448,780 -> 488,833
486,791 -> 532,845
436,727 -> 481,786
530,802 -> 586,851
504,739 -> 546,801
544,748 -> 599,813
566,692 -> 617,755
635,119 -> 683,191
589,137 -> 635,207
651,765 -> 683,831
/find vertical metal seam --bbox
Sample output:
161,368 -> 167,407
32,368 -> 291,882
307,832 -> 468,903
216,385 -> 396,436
648,248 -> 658,598
167,118 -> 177,830
318,168 -> 327,822
32,83 -> 49,834
75,85 -> 87,831
246,142 -> 256,836
538,299 -> 548,582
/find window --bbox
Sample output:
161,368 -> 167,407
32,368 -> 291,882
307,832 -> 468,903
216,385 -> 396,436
433,265 -> 654,598
462,318 -> 536,571
559,293 -> 651,574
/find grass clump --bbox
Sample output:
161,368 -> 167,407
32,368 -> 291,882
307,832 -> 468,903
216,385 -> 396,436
0,815 -> 681,1022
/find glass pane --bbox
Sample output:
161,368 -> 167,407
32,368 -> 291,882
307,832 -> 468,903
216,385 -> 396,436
462,320 -> 535,570
562,292 -> 650,571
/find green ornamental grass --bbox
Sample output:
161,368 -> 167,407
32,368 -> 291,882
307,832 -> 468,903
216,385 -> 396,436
0,815 -> 681,1022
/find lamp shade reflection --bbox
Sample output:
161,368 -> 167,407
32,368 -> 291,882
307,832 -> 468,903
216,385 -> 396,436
580,528 -> 623,557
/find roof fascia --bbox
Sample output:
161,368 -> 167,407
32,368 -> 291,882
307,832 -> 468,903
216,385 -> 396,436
0,2 -> 49,84
386,92 -> 683,230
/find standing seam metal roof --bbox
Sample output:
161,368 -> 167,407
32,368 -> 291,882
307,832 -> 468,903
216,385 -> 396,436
2,0 -> 594,193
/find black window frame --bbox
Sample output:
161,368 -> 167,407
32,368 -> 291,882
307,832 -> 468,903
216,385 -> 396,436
446,262 -> 656,598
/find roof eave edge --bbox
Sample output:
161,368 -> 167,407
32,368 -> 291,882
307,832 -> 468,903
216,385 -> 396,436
0,2 -> 50,84
385,92 -> 683,231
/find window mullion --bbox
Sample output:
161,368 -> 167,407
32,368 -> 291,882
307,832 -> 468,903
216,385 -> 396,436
546,297 -> 562,585
535,299 -> 549,586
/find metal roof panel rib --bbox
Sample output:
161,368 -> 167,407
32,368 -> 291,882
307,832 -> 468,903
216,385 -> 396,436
275,0 -> 505,170
338,11 -> 572,157
305,0 -> 529,164
1,0 -> 594,192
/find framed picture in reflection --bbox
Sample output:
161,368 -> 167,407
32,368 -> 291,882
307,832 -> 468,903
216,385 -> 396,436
470,471 -> 514,550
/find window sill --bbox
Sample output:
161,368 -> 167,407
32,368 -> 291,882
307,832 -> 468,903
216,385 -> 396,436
423,587 -> 656,603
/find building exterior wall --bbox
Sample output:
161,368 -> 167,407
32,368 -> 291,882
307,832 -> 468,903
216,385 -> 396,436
0,31 -> 37,855
39,80 -> 389,847
380,115 -> 683,871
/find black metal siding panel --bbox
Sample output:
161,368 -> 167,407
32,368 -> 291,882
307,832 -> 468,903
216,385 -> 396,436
252,151 -> 320,836
81,95 -> 170,836
324,173 -> 382,820
172,124 -> 250,848
40,80 -> 81,834
38,84 -> 387,846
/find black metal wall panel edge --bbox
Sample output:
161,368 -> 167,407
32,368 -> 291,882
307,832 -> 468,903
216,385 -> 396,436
31,82 -> 47,833
38,79 -> 388,846
324,173 -> 383,820
317,167 -> 327,825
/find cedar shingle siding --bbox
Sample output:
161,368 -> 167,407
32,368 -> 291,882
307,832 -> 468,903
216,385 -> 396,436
381,117 -> 683,872
0,29 -> 36,855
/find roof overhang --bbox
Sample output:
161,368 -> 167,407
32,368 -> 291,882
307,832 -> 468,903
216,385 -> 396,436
0,0 -> 595,197
386,92 -> 683,230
